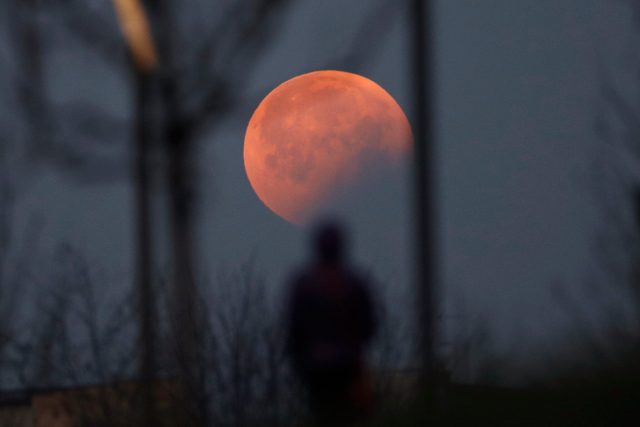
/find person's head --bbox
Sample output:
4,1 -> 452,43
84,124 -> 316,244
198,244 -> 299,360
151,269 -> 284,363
312,219 -> 347,265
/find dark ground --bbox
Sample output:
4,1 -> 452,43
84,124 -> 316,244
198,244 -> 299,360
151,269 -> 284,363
367,363 -> 640,427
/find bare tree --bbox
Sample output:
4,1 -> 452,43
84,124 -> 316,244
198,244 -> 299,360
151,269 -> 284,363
0,244 -> 142,425
208,262 -> 295,426
2,249 -> 295,426
1,241 -> 419,426
1,1 -> 412,424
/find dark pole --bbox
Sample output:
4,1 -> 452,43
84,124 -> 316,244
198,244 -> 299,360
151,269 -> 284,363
635,187 -> 640,333
152,0 -> 204,423
134,67 -> 157,427
112,1 -> 160,424
634,187 -> 640,230
410,0 -> 438,392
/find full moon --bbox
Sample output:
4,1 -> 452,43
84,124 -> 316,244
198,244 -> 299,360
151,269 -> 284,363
244,70 -> 412,225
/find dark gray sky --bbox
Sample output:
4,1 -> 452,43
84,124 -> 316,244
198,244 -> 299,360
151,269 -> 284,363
5,0 -> 636,381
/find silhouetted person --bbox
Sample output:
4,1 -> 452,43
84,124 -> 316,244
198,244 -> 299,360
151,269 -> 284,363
285,220 -> 377,422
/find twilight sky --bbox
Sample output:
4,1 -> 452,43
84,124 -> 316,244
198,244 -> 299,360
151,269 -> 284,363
3,0 -> 636,380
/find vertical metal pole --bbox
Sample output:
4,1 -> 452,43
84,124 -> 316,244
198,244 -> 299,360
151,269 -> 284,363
153,0 -> 204,423
112,1 -> 160,424
631,185 -> 640,324
634,187 -> 640,329
634,187 -> 640,230
411,0 -> 438,392
134,68 -> 157,427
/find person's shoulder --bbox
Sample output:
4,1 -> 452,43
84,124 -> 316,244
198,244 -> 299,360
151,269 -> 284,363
344,266 -> 372,291
287,265 -> 315,291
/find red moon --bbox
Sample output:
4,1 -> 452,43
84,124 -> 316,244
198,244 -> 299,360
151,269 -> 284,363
244,70 -> 412,225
